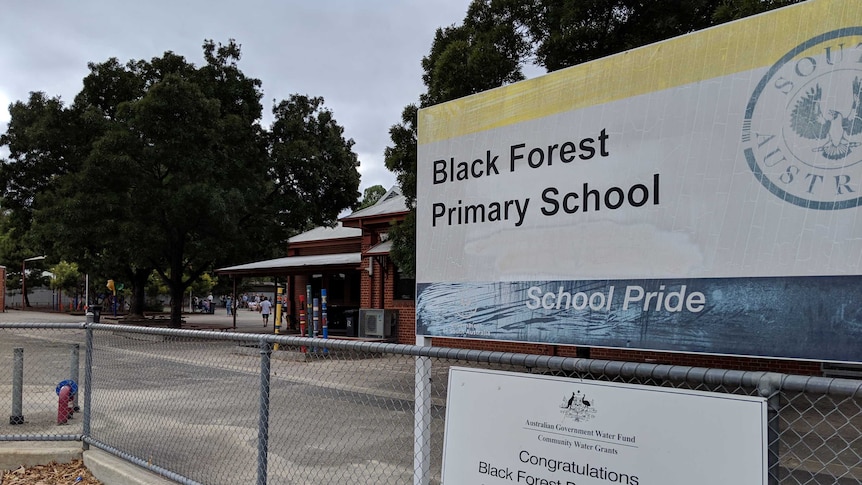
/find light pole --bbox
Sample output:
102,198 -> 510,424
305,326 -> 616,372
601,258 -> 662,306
21,255 -> 46,310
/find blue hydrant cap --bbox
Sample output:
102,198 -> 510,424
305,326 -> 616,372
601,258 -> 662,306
56,380 -> 78,396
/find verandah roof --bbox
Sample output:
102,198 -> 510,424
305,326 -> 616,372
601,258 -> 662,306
216,253 -> 362,277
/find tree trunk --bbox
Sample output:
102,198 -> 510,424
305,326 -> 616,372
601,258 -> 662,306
127,269 -> 150,317
168,252 -> 189,328
169,278 -> 185,328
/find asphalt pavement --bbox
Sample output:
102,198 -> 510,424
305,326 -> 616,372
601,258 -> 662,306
0,306 -> 420,484
0,306 -> 292,335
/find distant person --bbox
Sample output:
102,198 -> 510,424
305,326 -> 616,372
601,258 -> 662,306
260,297 -> 272,327
226,296 -> 232,316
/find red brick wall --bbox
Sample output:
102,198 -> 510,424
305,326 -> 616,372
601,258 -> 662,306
377,256 -> 415,342
585,348 -> 822,375
424,338 -> 822,375
360,236 -> 373,308
391,301 -> 416,342
291,243 -> 358,256
430,338 -> 557,356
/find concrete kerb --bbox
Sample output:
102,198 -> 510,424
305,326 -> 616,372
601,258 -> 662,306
0,441 -> 178,484
84,448 -> 179,485
0,440 -> 82,471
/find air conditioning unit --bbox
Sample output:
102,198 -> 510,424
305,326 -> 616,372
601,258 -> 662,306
358,309 -> 398,339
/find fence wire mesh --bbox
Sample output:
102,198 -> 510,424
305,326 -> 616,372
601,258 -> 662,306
0,326 -> 85,440
1,323 -> 862,484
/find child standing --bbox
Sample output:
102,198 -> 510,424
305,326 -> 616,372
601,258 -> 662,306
260,297 -> 272,327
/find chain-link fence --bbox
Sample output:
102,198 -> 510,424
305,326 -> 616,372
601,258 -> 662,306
1,322 -> 861,484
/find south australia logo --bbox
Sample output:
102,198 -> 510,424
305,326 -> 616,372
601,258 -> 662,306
743,28 -> 862,209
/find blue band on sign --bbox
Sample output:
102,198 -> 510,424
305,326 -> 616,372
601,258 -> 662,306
56,379 -> 78,396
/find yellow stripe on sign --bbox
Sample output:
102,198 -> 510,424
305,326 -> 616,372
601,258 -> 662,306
418,0 -> 861,145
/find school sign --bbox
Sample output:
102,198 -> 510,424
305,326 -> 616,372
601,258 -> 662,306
415,0 -> 862,363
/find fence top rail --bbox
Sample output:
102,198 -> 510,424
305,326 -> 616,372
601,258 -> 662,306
2,322 -> 861,397
0,321 -> 86,330
0,434 -> 82,442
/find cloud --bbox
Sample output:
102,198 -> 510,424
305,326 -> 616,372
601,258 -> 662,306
0,0 -> 471,193
0,91 -> 9,124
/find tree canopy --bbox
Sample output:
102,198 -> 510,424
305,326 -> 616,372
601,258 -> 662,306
0,39 -> 360,324
359,185 -> 388,209
385,0 -> 803,276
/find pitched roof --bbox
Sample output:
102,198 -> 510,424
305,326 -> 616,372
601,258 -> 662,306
340,186 -> 408,222
288,222 -> 361,243
366,239 -> 392,255
216,253 -> 361,276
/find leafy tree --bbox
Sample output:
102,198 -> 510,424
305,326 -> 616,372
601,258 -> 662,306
359,185 -> 387,209
385,0 -> 804,276
384,106 -> 420,277
420,0 -> 529,107
189,272 -> 215,298
49,261 -> 81,294
267,94 -> 361,239
0,93 -> 86,292
712,0 -> 802,24
388,211 -> 416,277
0,40 -> 360,326
385,105 -> 420,207
146,271 -> 169,305
0,93 -> 84,224
521,0 -> 803,72
49,260 -> 81,311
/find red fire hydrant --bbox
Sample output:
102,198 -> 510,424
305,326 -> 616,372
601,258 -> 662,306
56,380 -> 77,425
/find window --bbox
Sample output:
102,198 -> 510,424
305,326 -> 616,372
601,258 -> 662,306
393,268 -> 415,300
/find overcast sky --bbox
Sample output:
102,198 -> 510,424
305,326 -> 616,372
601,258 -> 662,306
0,0 -> 474,195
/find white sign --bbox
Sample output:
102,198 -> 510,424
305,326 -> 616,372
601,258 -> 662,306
415,0 -> 862,362
417,1 -> 862,284
442,368 -> 767,485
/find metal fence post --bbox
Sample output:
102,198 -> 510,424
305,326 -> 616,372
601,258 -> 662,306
414,355 -> 432,485
758,373 -> 781,485
82,324 -> 94,450
70,344 -> 80,410
257,339 -> 272,485
9,348 -> 24,425
414,336 -> 432,485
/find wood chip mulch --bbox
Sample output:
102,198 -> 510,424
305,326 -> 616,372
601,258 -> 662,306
1,459 -> 102,484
